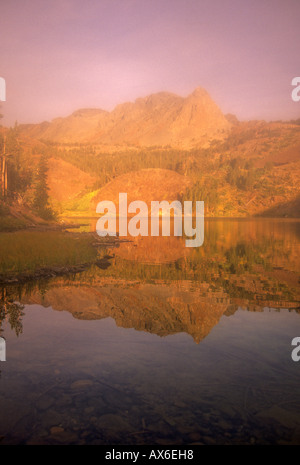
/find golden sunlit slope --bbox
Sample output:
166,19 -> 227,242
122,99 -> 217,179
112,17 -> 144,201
47,157 -> 97,203
90,168 -> 192,213
18,87 -> 231,149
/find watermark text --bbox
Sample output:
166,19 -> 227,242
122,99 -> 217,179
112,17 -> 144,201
291,337 -> 300,362
96,194 -> 204,248
0,337 -> 6,361
292,77 -> 300,102
0,77 -> 6,102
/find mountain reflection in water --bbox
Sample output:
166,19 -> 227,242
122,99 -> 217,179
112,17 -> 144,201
0,219 -> 299,445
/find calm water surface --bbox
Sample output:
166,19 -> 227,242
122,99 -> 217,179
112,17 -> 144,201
0,219 -> 299,445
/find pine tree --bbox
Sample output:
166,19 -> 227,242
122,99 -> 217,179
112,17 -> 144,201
33,154 -> 55,219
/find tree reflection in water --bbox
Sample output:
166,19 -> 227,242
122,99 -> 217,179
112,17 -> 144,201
0,287 -> 24,337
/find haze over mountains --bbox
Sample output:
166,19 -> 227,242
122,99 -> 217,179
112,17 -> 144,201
1,85 -> 299,221
19,87 -> 231,149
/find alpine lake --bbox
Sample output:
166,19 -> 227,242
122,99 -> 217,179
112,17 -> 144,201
0,218 -> 299,445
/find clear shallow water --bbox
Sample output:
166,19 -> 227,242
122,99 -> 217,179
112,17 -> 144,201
0,219 -> 299,445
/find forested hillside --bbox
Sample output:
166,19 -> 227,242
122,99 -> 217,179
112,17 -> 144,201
1,90 -> 300,225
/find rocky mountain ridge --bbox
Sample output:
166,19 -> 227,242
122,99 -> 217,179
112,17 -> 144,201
19,87 -> 231,148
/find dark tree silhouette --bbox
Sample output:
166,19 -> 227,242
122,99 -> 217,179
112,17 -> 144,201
33,153 -> 55,219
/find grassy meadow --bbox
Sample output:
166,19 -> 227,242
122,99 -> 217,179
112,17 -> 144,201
0,230 -> 97,274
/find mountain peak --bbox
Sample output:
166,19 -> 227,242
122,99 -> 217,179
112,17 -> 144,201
189,86 -> 209,98
19,87 -> 231,148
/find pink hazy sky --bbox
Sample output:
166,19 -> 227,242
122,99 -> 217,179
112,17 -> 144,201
0,0 -> 299,126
